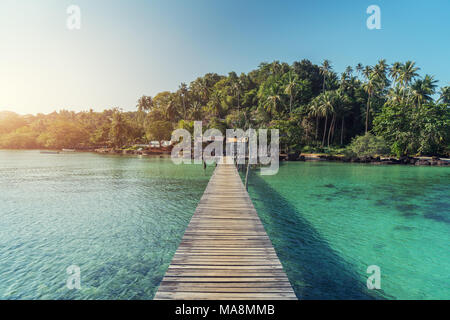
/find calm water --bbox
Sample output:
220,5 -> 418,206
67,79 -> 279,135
0,151 -> 449,300
246,162 -> 450,300
0,150 -> 213,299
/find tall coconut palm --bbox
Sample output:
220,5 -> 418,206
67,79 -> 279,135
438,86 -> 450,104
308,97 -> 321,141
390,62 -> 402,86
265,94 -> 281,115
363,65 -> 373,80
410,75 -> 437,107
356,63 -> 364,77
399,61 -> 420,101
387,86 -> 404,105
284,72 -> 297,113
345,66 -> 353,77
137,95 -> 153,113
317,91 -> 335,146
320,60 -> 332,92
209,91 -> 223,117
179,83 -> 188,119
189,101 -> 203,120
232,80 -> 242,112
270,61 -> 282,76
199,78 -> 210,103
372,59 -> 389,87
165,98 -> 178,122
363,75 -> 377,133
334,90 -> 351,145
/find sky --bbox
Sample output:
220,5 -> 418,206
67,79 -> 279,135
0,0 -> 449,115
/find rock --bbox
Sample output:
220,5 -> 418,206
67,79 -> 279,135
399,156 -> 409,164
360,156 -> 373,163
415,159 -> 430,166
287,153 -> 299,161
389,158 -> 400,164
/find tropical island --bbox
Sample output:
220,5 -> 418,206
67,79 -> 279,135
1,59 -> 449,164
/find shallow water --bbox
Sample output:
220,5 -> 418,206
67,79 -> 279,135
246,161 -> 450,300
0,150 -> 213,299
1,151 -> 449,300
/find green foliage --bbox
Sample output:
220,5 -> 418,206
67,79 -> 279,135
225,110 -> 246,129
177,119 -> 195,135
0,112 -> 27,134
0,126 -> 39,149
207,117 -> 227,134
346,133 -> 389,158
374,103 -> 449,156
145,120 -> 173,142
269,117 -> 303,153
0,59 -> 448,156
37,121 -> 88,149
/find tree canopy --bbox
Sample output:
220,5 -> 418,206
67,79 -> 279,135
0,59 -> 448,156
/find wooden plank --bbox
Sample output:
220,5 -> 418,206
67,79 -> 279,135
154,156 -> 296,300
156,292 -> 297,300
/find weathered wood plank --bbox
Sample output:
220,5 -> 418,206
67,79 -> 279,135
154,157 -> 296,300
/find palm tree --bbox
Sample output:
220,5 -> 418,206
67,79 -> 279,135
189,101 -> 203,120
345,66 -> 353,77
438,86 -> 450,104
308,98 -> 321,141
390,62 -> 402,86
232,80 -> 242,112
317,91 -> 335,146
270,61 -> 282,76
333,90 -> 351,145
265,94 -> 281,115
363,65 -> 372,80
137,95 -> 153,112
399,61 -> 420,101
387,86 -> 404,105
400,61 -> 420,87
179,83 -> 189,119
372,59 -> 389,87
320,60 -> 332,92
284,72 -> 297,113
199,78 -> 210,103
165,98 -> 178,121
356,63 -> 364,78
410,75 -> 437,107
363,75 -> 377,133
209,91 -> 223,117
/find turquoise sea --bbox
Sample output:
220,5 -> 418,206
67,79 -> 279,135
0,151 -> 213,299
0,151 -> 449,299
247,161 -> 450,300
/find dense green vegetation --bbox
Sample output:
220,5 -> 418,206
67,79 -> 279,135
1,59 -> 449,156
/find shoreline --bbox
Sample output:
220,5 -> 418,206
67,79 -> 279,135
1,149 -> 449,166
284,153 -> 450,166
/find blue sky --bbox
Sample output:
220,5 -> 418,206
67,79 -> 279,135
0,0 -> 449,114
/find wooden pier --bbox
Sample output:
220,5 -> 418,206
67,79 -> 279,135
154,157 -> 297,300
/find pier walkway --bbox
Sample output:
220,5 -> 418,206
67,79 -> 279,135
154,157 -> 296,300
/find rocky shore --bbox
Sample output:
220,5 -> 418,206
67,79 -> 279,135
93,148 -> 449,167
282,153 -> 450,166
95,147 -> 172,156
